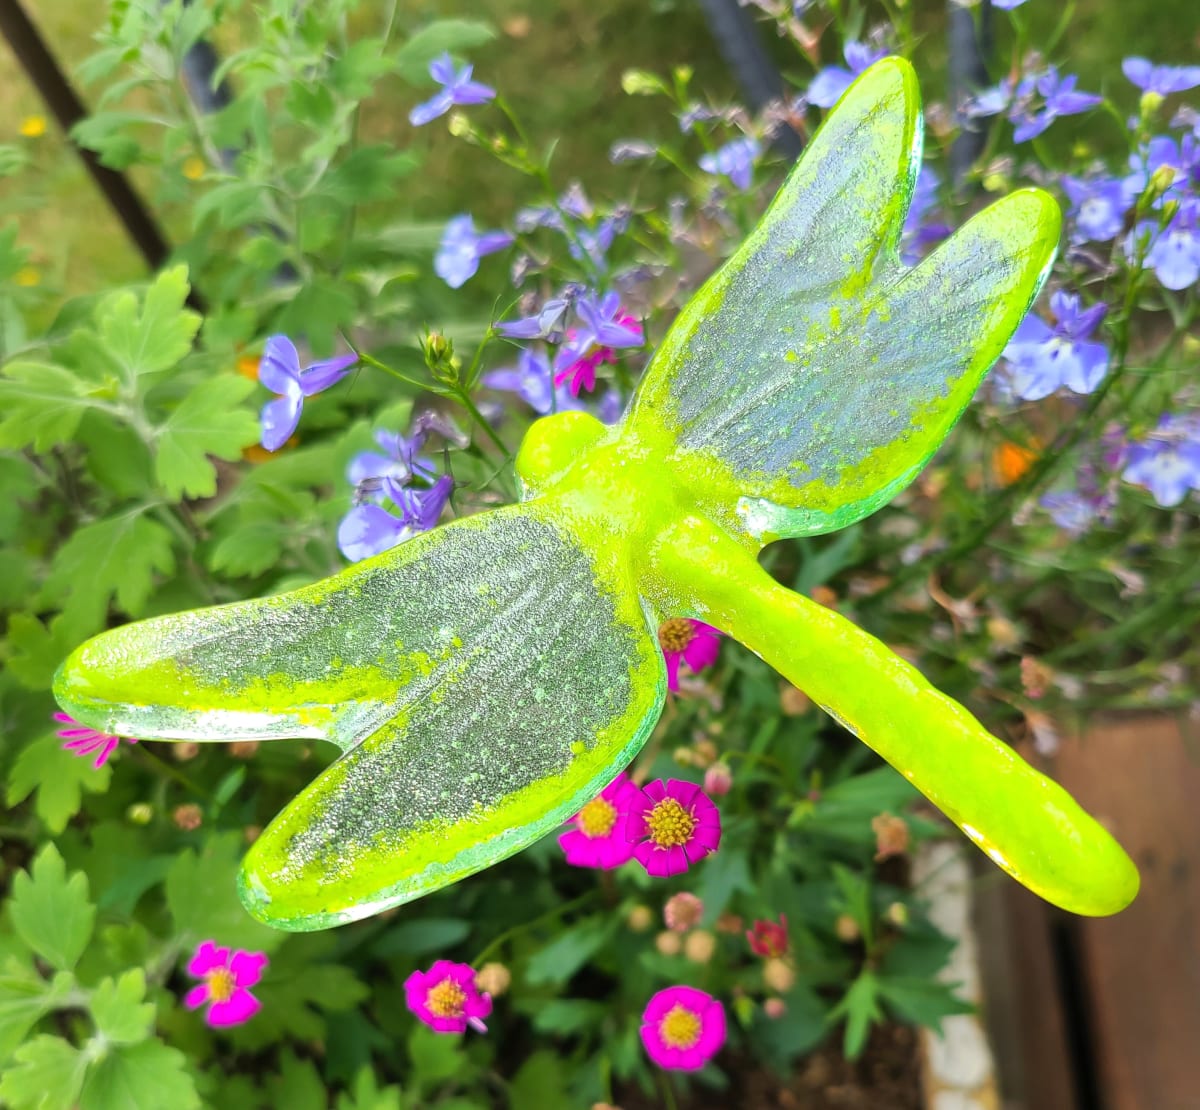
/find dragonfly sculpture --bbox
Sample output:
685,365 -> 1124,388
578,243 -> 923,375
55,58 -> 1138,931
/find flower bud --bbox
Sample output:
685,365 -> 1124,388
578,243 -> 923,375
447,112 -> 471,138
422,330 -> 458,383
655,930 -> 682,956
244,824 -> 261,843
475,962 -> 511,997
173,803 -> 203,831
126,802 -> 154,825
173,742 -> 200,762
672,746 -> 695,766
763,997 -> 787,1020
871,812 -> 910,861
834,914 -> 861,943
621,69 -> 665,97
810,584 -> 837,609
885,901 -> 909,928
1140,90 -> 1165,118
780,684 -> 811,715
229,740 -> 260,759
692,738 -> 718,767
684,929 -> 716,964
763,957 -> 795,993
704,762 -> 733,796
627,905 -> 653,932
664,892 -> 704,932
716,912 -> 744,935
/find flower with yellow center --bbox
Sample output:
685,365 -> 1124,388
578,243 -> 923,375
577,795 -> 617,838
640,985 -> 725,1070
404,959 -> 492,1034
646,797 -> 695,847
628,779 -> 722,878
656,618 -> 722,691
558,772 -> 639,870
657,617 -> 696,654
206,966 -> 236,1002
659,1004 -> 701,1049
426,978 -> 466,1019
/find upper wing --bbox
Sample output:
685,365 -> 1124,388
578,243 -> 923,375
55,503 -> 664,929
629,57 -> 1059,541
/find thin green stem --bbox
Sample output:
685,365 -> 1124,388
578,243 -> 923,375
470,890 -> 598,967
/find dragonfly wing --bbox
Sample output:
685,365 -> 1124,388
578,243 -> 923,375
630,57 -> 1059,540
56,504 -> 664,929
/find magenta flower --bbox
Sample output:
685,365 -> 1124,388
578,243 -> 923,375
640,986 -> 726,1071
404,960 -> 492,1034
54,712 -> 136,769
552,292 -> 642,395
627,779 -> 721,877
746,915 -> 789,958
657,618 -> 721,691
558,772 -> 640,869
184,941 -> 267,1027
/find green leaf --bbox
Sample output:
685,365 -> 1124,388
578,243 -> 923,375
97,266 -> 200,378
89,970 -> 155,1045
154,375 -> 259,498
8,844 -> 95,972
0,966 -> 73,1059
266,1051 -> 325,1110
407,1024 -> 469,1089
3,614 -> 88,690
165,834 -> 279,952
334,1067 -> 403,1110
506,1050 -> 572,1110
7,733 -> 113,833
79,1039 -> 199,1110
828,970 -> 883,1059
528,999 -> 606,1036
0,362 -> 100,451
369,917 -> 471,958
40,512 -> 175,634
394,20 -> 495,83
0,1035 -> 87,1110
208,518 -> 286,578
524,918 -> 612,986
322,147 -> 418,204
876,975 -> 974,1032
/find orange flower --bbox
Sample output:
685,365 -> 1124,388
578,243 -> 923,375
993,440 -> 1039,485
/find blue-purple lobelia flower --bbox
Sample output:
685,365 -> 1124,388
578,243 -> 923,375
1010,67 -> 1102,143
1061,175 -> 1128,243
1123,57 -> 1200,97
1122,414 -> 1200,507
435,215 -> 514,289
348,429 -> 437,497
408,53 -> 495,127
553,291 -> 643,385
901,166 -> 952,263
807,42 -> 890,108
496,298 -> 570,339
698,137 -> 761,191
1126,198 -> 1200,290
483,346 -> 583,415
992,0 -> 1029,8
1040,464 -> 1115,535
1123,134 -> 1199,206
1001,291 -> 1109,401
338,475 -> 454,562
258,336 -> 357,451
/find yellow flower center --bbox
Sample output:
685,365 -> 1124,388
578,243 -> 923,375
206,968 -> 235,1003
658,618 -> 696,654
646,797 -> 695,848
427,979 -> 466,1018
660,1004 -> 702,1049
578,796 -> 618,838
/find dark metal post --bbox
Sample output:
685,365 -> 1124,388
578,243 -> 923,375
948,0 -> 994,189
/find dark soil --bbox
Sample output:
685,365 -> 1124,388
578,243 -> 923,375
617,1023 -> 922,1110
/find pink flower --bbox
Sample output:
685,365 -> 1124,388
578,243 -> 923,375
554,338 -> 618,395
656,619 -> 721,691
703,762 -> 733,796
53,712 -> 137,769
746,915 -> 789,958
404,960 -> 492,1034
664,892 -> 704,932
184,941 -> 267,1027
640,985 -> 726,1071
627,779 -> 721,877
558,772 -> 640,869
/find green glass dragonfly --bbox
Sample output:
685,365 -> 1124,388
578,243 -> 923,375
54,58 -> 1138,931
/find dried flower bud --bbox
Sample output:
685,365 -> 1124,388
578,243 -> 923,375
664,892 -> 704,932
715,912 -> 744,935
872,812 -> 910,861
173,804 -> 203,831
229,740 -> 260,759
672,746 -> 695,766
763,997 -> 787,1020
627,905 -> 654,932
684,929 -> 716,964
986,616 -> 1021,651
763,957 -> 795,993
692,738 -> 718,767
834,914 -> 861,943
173,742 -> 200,762
475,962 -> 511,997
1020,655 -> 1053,699
704,762 -> 733,796
655,930 -> 682,956
780,684 -> 812,716
809,584 -> 837,609
244,824 -> 261,843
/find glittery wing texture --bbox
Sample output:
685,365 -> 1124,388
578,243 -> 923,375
55,505 -> 664,930
630,57 -> 1060,541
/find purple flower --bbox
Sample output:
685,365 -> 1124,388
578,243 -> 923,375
1011,68 -> 1102,143
1061,175 -> 1127,243
338,475 -> 453,562
1126,199 -> 1200,290
807,42 -> 889,108
901,166 -> 952,263
483,347 -> 582,415
495,298 -> 569,339
348,429 -> 436,494
962,78 -> 1015,120
993,0 -> 1028,8
1123,414 -> 1200,507
1001,290 -> 1109,401
514,205 -> 564,233
258,336 -> 356,451
1040,491 -> 1100,535
1123,134 -> 1199,206
698,136 -> 761,191
54,712 -> 137,768
1123,57 -> 1200,96
435,215 -> 514,289
597,388 -> 624,425
610,140 -> 657,163
553,291 -> 642,377
184,941 -> 267,1028
408,53 -> 495,127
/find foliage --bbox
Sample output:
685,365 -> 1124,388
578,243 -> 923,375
2,0 -> 1197,1105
